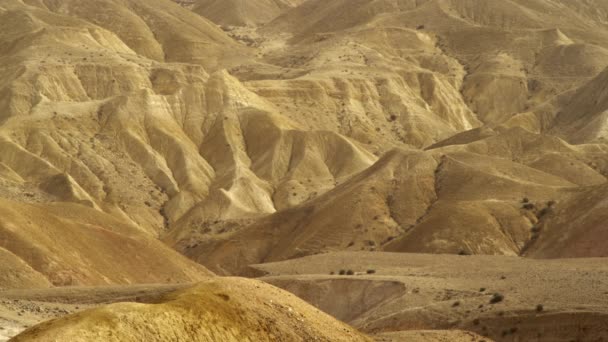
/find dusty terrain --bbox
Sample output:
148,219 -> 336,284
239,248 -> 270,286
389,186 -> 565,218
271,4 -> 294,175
254,252 -> 608,342
1,0 -> 608,340
0,284 -> 188,342
5,279 -> 371,342
1,278 -> 491,342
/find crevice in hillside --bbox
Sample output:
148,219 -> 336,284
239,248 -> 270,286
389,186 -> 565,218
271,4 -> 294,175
519,202 -> 555,256
385,183 -> 405,237
489,213 -> 519,253
389,155 -> 447,244
434,35 -> 480,125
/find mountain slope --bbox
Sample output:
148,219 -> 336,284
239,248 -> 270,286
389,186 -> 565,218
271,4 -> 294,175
172,146 -> 585,274
193,0 -> 305,26
0,199 -> 212,287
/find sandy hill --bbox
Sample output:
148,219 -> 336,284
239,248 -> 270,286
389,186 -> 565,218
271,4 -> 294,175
3,0 -> 249,69
0,199 -> 211,288
252,252 -> 608,342
193,0 -> 305,27
10,277 -> 372,342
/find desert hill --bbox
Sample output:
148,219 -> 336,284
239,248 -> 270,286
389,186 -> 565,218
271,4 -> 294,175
25,0 -> 249,69
192,0 -> 305,27
10,277 -> 372,342
0,198 -> 211,288
173,143 -> 598,274
1,279 -> 490,342
247,0 -> 608,144
523,182 -> 608,258
551,66 -> 608,143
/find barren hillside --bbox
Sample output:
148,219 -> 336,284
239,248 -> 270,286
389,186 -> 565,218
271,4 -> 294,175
9,278 -> 372,342
192,0 -> 305,26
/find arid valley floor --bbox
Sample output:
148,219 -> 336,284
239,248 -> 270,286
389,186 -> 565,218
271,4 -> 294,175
1,0 -> 608,341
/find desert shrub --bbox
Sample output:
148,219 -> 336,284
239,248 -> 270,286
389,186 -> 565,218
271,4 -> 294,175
346,270 -> 354,275
452,301 -> 461,307
522,203 -> 535,210
366,269 -> 376,274
479,287 -> 486,292
522,197 -> 530,203
339,270 -> 346,275
536,304 -> 544,312
490,293 -> 504,304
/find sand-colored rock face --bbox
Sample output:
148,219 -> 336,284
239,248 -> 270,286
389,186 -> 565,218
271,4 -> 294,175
10,278 -> 372,342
